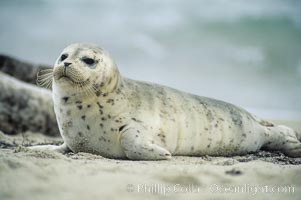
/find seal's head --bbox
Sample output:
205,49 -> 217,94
38,43 -> 120,97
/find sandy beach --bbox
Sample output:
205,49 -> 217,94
0,120 -> 300,200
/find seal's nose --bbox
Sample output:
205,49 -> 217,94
64,62 -> 72,67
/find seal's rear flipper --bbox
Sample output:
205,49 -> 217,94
262,125 -> 301,157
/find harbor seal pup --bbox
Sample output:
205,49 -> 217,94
29,43 -> 301,160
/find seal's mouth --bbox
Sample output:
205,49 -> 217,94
52,66 -> 90,88
58,75 -> 87,85
57,75 -> 75,83
58,75 -> 71,80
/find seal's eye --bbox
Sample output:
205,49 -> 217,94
60,54 -> 68,62
82,58 -> 95,65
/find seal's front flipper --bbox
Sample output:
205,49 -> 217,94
28,142 -> 71,154
120,126 -> 171,160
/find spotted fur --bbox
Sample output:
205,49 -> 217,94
29,43 -> 301,160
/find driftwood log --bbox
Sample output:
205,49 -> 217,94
0,55 -> 59,136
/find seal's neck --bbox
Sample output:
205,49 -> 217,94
52,83 -> 92,105
98,68 -> 122,96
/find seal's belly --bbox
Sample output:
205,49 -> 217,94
130,81 -> 264,156
55,103 -> 125,158
169,109 -> 262,156
149,103 -> 262,156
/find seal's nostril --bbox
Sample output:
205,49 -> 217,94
64,62 -> 72,67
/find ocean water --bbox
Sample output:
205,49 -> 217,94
0,0 -> 301,120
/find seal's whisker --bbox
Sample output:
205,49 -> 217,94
45,78 -> 53,89
41,76 -> 52,87
38,69 -> 53,76
89,84 -> 101,97
78,82 -> 85,96
37,69 -> 54,88
83,79 -> 96,97
88,85 -> 96,97
82,82 -> 87,96
78,82 -> 86,97
74,83 -> 78,95
91,84 -> 97,91
90,85 -> 98,95
37,77 -> 53,88
39,68 -> 53,72
67,70 -> 79,78
66,74 -> 94,97
75,83 -> 79,93
37,72 -> 53,78
38,78 -> 51,84
84,83 -> 93,97
37,77 -> 52,84
79,79 -> 93,97
38,72 -> 53,77
67,70 -> 82,82
38,73 -> 53,78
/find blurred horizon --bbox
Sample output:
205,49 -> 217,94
0,0 -> 301,120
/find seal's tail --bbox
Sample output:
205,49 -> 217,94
254,115 -> 301,142
277,125 -> 300,141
